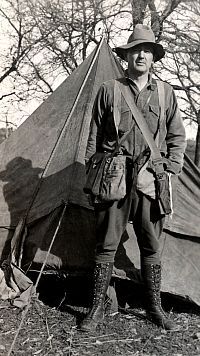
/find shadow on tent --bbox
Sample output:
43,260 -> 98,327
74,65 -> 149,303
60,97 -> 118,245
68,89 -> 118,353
0,156 -> 199,317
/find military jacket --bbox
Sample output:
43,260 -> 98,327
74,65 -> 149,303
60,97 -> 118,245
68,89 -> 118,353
85,75 -> 186,175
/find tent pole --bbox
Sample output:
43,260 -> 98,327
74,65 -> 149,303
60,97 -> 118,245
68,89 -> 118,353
36,35 -> 106,178
26,34 -> 106,212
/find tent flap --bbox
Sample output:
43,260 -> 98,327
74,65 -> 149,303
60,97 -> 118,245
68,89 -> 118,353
165,154 -> 200,237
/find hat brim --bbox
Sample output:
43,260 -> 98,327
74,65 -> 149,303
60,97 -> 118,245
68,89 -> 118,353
114,40 -> 165,62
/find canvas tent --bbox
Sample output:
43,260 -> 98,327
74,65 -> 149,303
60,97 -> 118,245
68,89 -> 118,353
0,39 -> 199,306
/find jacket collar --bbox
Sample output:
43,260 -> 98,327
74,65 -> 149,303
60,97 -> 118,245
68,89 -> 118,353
124,70 -> 157,91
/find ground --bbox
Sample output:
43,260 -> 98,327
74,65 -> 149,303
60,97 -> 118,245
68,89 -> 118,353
0,275 -> 200,356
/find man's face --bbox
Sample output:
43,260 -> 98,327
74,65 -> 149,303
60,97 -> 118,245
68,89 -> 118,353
126,44 -> 154,75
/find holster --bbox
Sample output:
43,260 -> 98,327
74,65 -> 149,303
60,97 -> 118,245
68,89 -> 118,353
153,159 -> 172,215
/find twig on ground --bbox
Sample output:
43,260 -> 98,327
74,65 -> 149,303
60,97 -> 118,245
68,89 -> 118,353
21,337 -> 29,345
49,323 -> 59,329
132,352 -> 139,356
45,316 -> 53,349
75,332 -> 117,341
6,285 -> 35,356
56,291 -> 67,309
67,326 -> 77,356
73,337 -> 136,346
140,332 -> 154,353
119,307 -> 146,320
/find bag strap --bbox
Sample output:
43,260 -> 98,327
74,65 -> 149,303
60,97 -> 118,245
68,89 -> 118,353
154,80 -> 165,145
116,78 -> 164,175
111,80 -> 136,157
156,80 -> 165,125
113,78 -> 121,131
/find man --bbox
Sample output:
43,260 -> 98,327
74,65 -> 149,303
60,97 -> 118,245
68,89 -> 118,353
79,24 -> 186,332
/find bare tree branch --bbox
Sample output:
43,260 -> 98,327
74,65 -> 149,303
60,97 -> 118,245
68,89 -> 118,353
0,92 -> 16,101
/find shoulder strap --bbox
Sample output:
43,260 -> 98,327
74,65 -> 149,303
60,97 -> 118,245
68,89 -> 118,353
154,79 -> 165,145
113,79 -> 121,131
116,78 -> 164,174
156,80 -> 165,126
112,80 -> 136,155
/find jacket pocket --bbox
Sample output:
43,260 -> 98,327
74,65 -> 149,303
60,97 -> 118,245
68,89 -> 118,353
149,104 -> 159,118
148,104 -> 160,134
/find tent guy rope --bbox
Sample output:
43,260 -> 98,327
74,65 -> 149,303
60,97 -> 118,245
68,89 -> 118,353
7,202 -> 67,356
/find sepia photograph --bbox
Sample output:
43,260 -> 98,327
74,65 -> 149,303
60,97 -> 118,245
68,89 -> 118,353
0,0 -> 199,355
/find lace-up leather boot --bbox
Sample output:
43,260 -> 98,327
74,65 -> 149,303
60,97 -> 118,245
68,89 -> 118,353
142,263 -> 179,331
79,262 -> 113,332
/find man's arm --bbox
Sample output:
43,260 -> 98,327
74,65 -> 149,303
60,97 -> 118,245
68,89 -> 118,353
165,87 -> 186,175
85,83 -> 111,162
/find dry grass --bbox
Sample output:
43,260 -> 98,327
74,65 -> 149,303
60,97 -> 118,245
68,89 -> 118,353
0,275 -> 200,356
